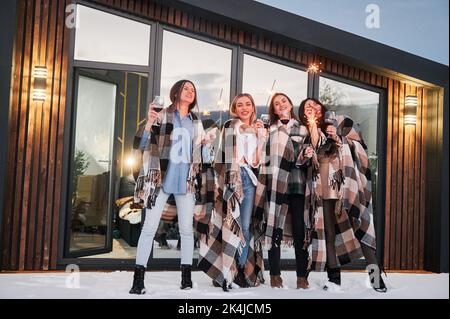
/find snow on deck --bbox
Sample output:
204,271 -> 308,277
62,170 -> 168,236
0,271 -> 447,299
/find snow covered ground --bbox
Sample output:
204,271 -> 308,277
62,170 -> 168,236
0,271 -> 448,299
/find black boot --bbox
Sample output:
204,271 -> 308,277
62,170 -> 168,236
369,267 -> 388,293
324,267 -> 341,290
222,279 -> 229,292
234,266 -> 250,288
129,265 -> 146,295
180,264 -> 193,290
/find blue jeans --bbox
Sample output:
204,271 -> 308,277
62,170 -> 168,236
238,167 -> 256,267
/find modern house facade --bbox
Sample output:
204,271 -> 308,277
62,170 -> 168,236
0,0 -> 448,272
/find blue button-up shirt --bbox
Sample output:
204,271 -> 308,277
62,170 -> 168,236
139,110 -> 212,195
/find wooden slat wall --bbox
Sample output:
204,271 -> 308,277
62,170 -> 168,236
383,80 -> 429,270
1,0 -> 441,270
1,0 -> 70,271
424,88 -> 444,272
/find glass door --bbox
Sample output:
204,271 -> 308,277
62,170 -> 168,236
65,70 -> 117,257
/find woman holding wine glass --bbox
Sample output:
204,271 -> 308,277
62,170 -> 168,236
198,93 -> 266,291
298,98 -> 387,292
253,93 -> 310,289
129,79 -> 215,294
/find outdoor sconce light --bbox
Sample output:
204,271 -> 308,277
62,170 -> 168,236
404,95 -> 418,125
32,66 -> 48,101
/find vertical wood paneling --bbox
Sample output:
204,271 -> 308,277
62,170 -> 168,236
419,90 -> 427,270
413,87 -> 423,270
383,78 -> 393,269
390,80 -> 399,269
2,0 -> 69,271
382,80 -> 429,271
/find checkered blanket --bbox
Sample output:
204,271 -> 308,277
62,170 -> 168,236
132,104 -> 209,219
197,119 -> 264,286
254,120 -> 308,248
304,115 -> 377,271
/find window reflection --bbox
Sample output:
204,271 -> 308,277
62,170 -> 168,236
74,5 -> 151,66
319,76 -> 379,212
160,31 -> 232,128
243,54 -> 308,116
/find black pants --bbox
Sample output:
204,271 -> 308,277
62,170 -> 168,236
268,194 -> 309,277
323,199 -> 378,276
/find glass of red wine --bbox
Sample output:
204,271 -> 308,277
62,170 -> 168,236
150,96 -> 165,126
279,109 -> 290,125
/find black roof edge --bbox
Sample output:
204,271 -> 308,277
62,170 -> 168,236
159,0 -> 448,88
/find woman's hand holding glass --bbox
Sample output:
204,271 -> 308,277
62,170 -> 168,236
254,119 -> 267,139
144,103 -> 159,131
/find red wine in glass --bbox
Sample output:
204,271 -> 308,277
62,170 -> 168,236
150,96 -> 165,126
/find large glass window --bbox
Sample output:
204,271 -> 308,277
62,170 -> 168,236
243,54 -> 308,261
160,30 -> 232,128
74,5 -> 151,65
319,76 -> 380,211
243,54 -> 308,116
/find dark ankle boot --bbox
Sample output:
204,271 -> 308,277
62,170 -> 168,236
180,264 -> 193,290
369,267 -> 388,293
222,279 -> 229,292
326,267 -> 341,286
129,265 -> 146,294
234,266 -> 250,288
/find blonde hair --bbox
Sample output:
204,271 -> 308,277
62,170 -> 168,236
229,93 -> 257,124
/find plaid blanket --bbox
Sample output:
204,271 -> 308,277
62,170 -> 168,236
132,104 -> 210,220
254,120 -> 307,248
197,119 -> 264,286
304,115 -> 376,271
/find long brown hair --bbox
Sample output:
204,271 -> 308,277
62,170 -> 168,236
229,93 -> 257,124
268,93 -> 296,125
169,79 -> 198,111
298,97 -> 328,133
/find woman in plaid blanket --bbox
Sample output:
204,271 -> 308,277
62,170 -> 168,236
254,93 -> 310,289
129,80 -> 215,294
299,98 -> 387,292
198,93 -> 266,291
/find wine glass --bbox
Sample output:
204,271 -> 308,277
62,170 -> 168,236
152,96 -> 165,113
279,109 -> 291,125
324,111 -> 337,136
324,110 -> 336,126
150,96 -> 165,126
324,110 -> 338,149
260,113 -> 270,129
